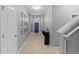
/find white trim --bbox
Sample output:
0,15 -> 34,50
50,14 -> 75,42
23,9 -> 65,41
64,39 -> 67,54
64,26 -> 79,38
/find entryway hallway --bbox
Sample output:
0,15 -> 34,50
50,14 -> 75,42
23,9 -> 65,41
19,33 -> 60,54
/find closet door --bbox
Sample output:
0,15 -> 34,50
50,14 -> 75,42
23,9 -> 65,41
1,6 -> 8,54
1,6 -> 18,54
7,7 -> 18,54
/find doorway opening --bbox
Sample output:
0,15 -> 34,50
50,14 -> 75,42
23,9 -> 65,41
33,21 -> 40,33
34,22 -> 39,33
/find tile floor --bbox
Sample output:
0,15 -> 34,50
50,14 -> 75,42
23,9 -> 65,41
19,33 -> 60,54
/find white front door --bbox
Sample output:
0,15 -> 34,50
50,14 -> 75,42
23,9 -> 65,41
1,6 -> 18,54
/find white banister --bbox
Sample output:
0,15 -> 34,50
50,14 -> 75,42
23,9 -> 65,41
63,26 -> 79,38
57,16 -> 79,35
57,15 -> 79,54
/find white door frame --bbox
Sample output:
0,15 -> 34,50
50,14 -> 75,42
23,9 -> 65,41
33,21 -> 40,33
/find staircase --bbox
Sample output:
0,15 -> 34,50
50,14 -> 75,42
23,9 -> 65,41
57,16 -> 79,54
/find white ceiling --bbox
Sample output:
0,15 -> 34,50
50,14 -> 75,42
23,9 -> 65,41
25,5 -> 49,15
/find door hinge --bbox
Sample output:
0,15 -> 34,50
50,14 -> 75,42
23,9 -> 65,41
2,34 -> 4,39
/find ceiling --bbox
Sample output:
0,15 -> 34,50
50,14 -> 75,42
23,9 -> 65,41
25,5 -> 49,15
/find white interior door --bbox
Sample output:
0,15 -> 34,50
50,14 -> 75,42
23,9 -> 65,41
1,6 -> 8,54
1,6 -> 18,54
7,7 -> 18,54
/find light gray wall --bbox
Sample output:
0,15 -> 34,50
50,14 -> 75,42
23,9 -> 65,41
44,6 -> 53,46
9,5 -> 30,50
0,5 -> 1,53
17,6 -> 30,50
52,5 -> 79,47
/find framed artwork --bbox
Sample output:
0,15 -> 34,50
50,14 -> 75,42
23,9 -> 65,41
21,20 -> 24,26
24,27 -> 28,33
21,11 -> 28,19
21,20 -> 29,26
21,28 -> 24,35
21,12 -> 23,18
20,11 -> 29,35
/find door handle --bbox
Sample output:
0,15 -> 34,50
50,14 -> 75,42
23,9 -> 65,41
14,34 -> 17,37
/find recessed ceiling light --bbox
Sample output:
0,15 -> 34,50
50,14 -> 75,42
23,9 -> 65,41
32,5 -> 42,10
